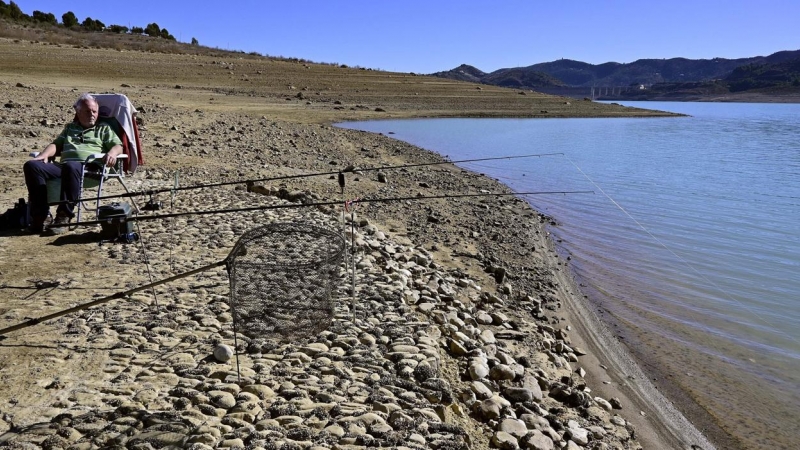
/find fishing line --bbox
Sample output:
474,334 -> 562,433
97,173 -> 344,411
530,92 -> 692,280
45,152 -> 564,207
169,171 -> 179,272
123,193 -> 161,307
457,165 -> 535,189
66,190 -> 594,229
461,161 -> 537,175
461,167 -> 531,184
93,190 -> 161,307
131,219 -> 160,307
563,154 -> 798,344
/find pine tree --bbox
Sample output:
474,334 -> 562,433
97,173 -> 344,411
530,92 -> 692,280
62,11 -> 78,27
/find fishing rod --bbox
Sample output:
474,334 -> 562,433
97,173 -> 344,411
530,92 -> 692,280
0,260 -> 227,337
2,189 -> 589,337
47,152 -> 564,207
66,190 -> 593,229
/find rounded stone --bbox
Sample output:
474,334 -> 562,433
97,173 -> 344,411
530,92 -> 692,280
491,430 -> 519,449
208,390 -> 236,409
594,397 -> 613,411
523,430 -> 554,450
469,361 -> 490,380
567,425 -> 589,446
471,381 -> 493,400
324,424 -> 346,437
219,438 -> 245,448
479,329 -> 497,344
489,364 -> 516,381
475,398 -> 501,420
498,418 -> 529,439
476,311 -> 494,325
214,344 -> 234,362
504,387 -> 535,403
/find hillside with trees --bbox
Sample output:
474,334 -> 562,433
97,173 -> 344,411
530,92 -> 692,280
725,58 -> 800,92
1,0 -> 184,46
0,1 -> 334,63
432,51 -> 800,101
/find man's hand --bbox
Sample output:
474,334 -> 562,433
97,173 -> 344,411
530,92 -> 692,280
33,143 -> 58,162
102,153 -> 117,167
103,145 -> 123,167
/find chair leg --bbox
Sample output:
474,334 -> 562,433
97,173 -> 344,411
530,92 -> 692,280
117,177 -> 137,212
76,164 -> 87,227
26,195 -> 31,227
96,175 -> 106,221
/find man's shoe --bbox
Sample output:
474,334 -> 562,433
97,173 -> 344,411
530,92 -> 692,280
29,215 -> 47,234
45,214 -> 70,236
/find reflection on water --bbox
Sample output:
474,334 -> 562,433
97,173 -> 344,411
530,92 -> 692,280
338,102 -> 800,447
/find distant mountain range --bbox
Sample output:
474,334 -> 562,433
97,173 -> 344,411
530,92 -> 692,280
431,50 -> 800,100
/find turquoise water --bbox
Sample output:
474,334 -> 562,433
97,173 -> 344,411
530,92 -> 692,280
338,102 -> 800,447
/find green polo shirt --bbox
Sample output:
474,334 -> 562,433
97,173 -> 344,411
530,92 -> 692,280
53,121 -> 122,163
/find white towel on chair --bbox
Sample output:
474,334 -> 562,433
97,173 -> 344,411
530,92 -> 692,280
93,93 -> 139,173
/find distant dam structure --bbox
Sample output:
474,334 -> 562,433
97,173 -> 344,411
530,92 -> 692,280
537,85 -> 635,100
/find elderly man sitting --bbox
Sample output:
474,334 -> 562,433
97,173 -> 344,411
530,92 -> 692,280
23,93 -> 123,235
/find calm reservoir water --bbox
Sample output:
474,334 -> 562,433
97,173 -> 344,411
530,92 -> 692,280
339,102 -> 799,448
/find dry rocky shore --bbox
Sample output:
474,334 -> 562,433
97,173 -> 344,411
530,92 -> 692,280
1,39 -> 712,449
0,184 -> 640,450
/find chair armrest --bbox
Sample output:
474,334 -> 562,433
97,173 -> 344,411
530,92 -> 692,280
30,152 -> 57,163
84,153 -> 129,164
85,153 -> 105,163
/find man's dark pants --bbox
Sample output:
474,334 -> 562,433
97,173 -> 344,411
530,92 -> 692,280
23,160 -> 83,219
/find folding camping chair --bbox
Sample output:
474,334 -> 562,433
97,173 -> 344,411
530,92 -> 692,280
30,93 -> 144,225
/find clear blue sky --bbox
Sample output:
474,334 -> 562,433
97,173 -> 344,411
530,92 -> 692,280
14,0 -> 800,73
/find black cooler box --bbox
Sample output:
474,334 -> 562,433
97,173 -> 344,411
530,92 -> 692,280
97,202 -> 134,239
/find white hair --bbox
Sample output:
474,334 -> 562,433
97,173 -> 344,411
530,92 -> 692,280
73,93 -> 97,112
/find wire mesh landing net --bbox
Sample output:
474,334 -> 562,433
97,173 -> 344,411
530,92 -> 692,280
227,222 -> 345,340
